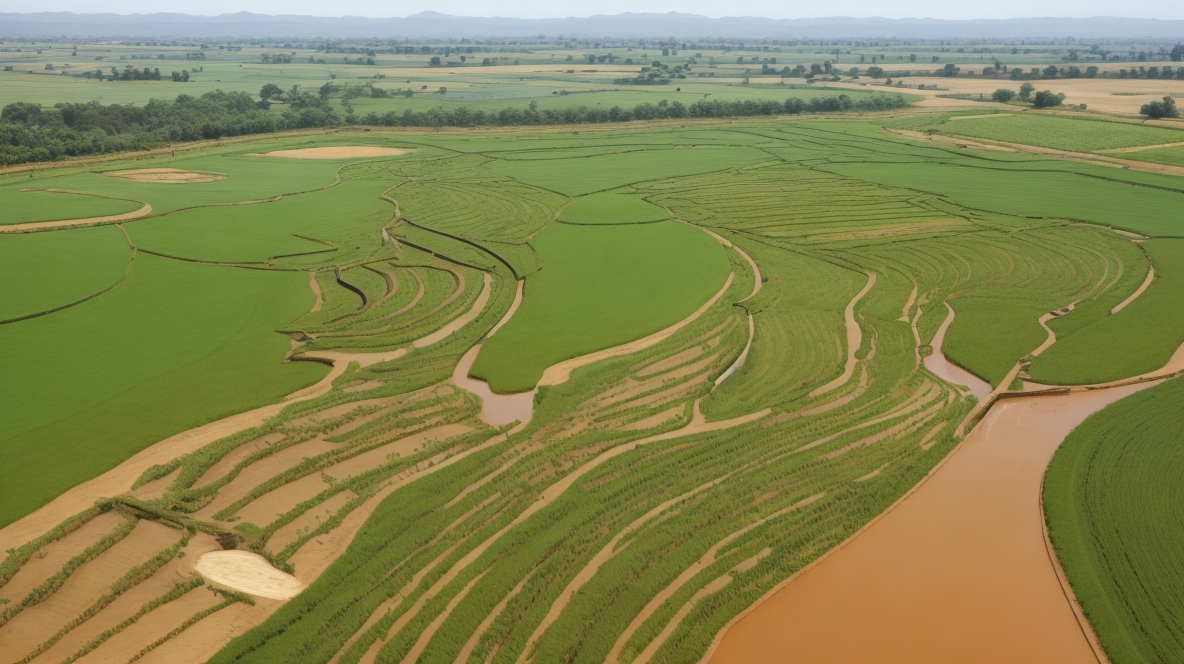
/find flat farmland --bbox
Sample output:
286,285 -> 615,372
1,94 -> 1182,664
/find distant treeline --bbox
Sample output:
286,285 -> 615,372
349,94 -> 910,128
0,90 -> 907,166
0,91 -> 336,166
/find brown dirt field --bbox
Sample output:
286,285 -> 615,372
907,76 -> 1184,115
194,439 -> 339,520
704,384 -> 1157,664
810,272 -> 877,398
192,433 -> 286,489
608,495 -> 823,664
1111,265 -> 1154,314
267,490 -> 358,554
0,510 -> 126,606
413,272 -> 492,348
130,467 -> 181,501
622,406 -> 686,431
0,519 -> 182,659
235,423 -> 471,528
106,168 -> 227,183
195,550 -> 304,600
343,380 -> 385,393
133,599 -> 283,664
28,532 -> 212,664
636,346 -> 705,378
924,302 -> 993,401
253,146 -> 412,159
76,584 -> 225,664
538,272 -> 735,387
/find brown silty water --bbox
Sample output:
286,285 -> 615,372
706,382 -> 1154,664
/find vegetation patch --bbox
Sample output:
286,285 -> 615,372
558,191 -> 669,225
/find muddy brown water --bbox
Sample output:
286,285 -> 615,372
924,302 -> 993,401
706,382 -> 1154,664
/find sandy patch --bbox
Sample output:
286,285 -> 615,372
133,599 -> 282,664
1111,265 -> 1154,314
76,583 -> 225,664
810,271 -> 876,398
194,550 -> 304,600
192,433 -> 286,489
253,146 -> 411,160
704,383 -> 1156,664
106,168 -> 227,183
923,302 -> 993,401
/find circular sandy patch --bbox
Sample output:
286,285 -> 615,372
194,550 -> 305,600
253,146 -> 412,159
106,168 -> 227,183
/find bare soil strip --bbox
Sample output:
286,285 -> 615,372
1098,140 -> 1184,154
924,302 -> 993,401
810,272 -> 877,398
413,273 -> 491,348
105,168 -> 227,183
538,272 -> 735,387
194,551 -> 305,600
702,384 -> 1158,664
713,314 -> 754,388
308,270 -> 323,313
608,494 -> 824,664
252,147 -> 412,159
452,280 -> 534,427
1110,266 -> 1154,314
1,192 -> 152,233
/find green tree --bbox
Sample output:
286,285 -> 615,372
867,66 -> 884,78
1018,82 -> 1035,100
992,88 -> 1015,102
1140,96 -> 1180,119
1032,90 -> 1066,108
259,83 -> 283,102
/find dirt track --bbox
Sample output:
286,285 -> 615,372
253,146 -> 411,159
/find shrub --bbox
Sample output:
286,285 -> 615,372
1140,96 -> 1180,119
991,88 -> 1015,103
1032,90 -> 1066,108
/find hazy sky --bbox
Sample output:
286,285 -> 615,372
7,0 -> 1184,20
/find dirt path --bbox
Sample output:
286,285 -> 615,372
923,302 -> 992,401
1110,266 -> 1154,314
1099,140 -> 1184,153
412,272 -> 491,348
385,269 -> 425,319
713,314 -> 753,389
0,196 -> 152,233
810,272 -> 876,398
308,270 -> 323,313
886,127 -> 1184,178
538,272 -> 735,387
1033,303 -> 1078,358
704,381 -> 1156,664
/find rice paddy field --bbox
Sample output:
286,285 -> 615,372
1,81 -> 1183,664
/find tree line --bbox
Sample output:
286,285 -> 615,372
0,87 -> 907,166
349,94 -> 909,128
0,90 -> 336,166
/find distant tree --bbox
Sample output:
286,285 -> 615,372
1032,90 -> 1066,108
909,53 -> 917,62
1172,44 -> 1184,62
992,88 -> 1015,102
318,82 -> 335,100
867,66 -> 884,78
1140,96 -> 1180,119
1085,66 -> 1099,78
429,56 -> 441,66
940,63 -> 959,77
259,83 -> 283,101
1018,82 -> 1035,100
1043,64 -> 1059,78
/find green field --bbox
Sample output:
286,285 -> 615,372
470,221 -> 730,392
910,112 -> 1184,152
1044,376 -> 1184,664
558,191 -> 669,224
0,189 -> 142,225
3,82 -> 1184,664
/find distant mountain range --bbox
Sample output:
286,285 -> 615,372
2,11 -> 1183,40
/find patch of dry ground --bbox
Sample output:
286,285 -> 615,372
253,146 -> 412,159
105,168 -> 227,183
194,550 -> 305,600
